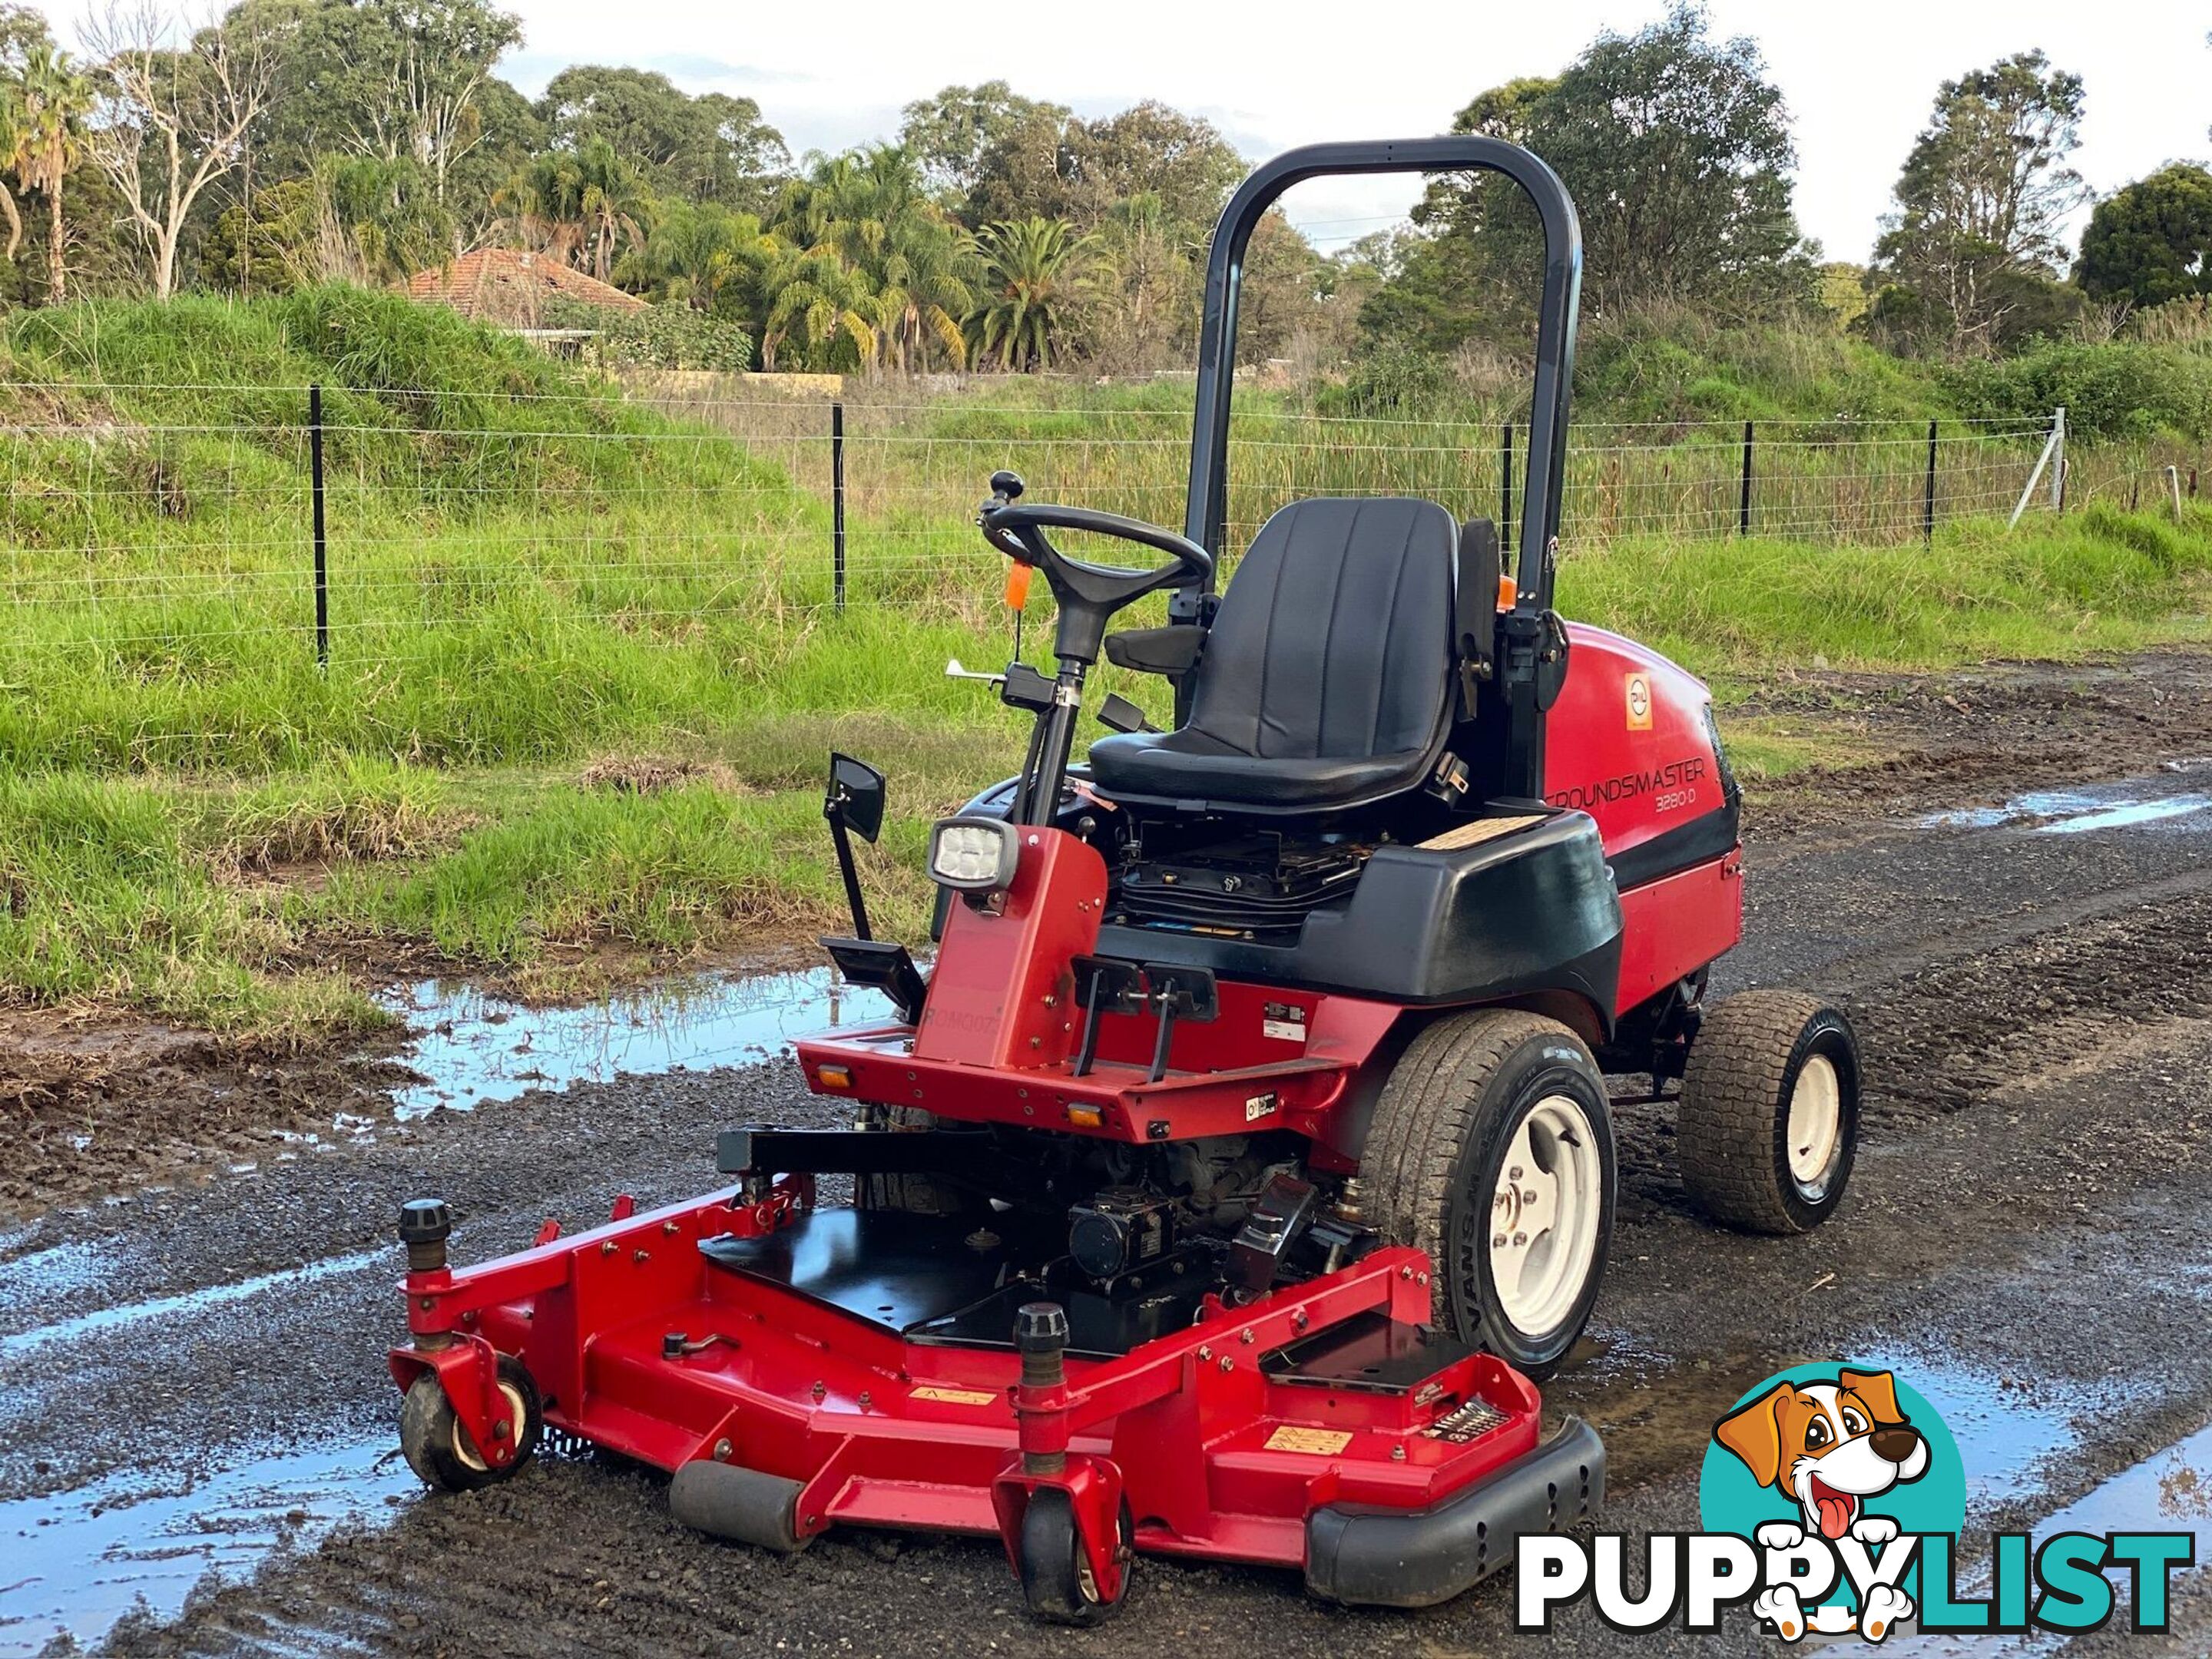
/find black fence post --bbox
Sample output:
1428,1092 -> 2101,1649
310,382 -> 328,668
1737,420 -> 1753,536
1499,422 -> 1514,552
1922,419 -> 1938,545
831,401 -> 846,614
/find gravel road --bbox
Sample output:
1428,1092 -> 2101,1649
5,654 -> 2212,1657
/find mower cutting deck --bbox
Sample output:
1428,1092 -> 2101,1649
388,134 -> 1861,1623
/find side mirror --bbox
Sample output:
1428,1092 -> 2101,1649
825,753 -> 886,844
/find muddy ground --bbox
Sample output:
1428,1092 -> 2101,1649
6,651 -> 2212,1657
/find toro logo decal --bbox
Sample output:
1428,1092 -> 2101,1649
1625,671 -> 1654,731
1516,1362 -> 2197,1641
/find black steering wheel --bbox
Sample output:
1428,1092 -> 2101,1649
978,470 -> 1213,662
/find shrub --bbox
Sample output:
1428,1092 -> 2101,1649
1938,341 -> 2212,442
544,297 -> 756,372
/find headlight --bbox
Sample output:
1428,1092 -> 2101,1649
928,816 -> 1017,892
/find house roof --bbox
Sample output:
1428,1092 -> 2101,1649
404,249 -> 649,323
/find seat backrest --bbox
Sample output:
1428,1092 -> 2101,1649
1185,497 -> 1457,760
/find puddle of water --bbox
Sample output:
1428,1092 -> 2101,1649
1920,784 -> 2212,836
1876,1419 -> 2212,1656
1856,1350 -> 2089,1512
0,1249 -> 384,1363
380,965 -> 894,1119
0,1439 -> 412,1657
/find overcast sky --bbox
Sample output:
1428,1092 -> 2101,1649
66,0 -> 2212,262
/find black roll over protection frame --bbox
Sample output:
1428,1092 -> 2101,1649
1171,137 -> 1584,803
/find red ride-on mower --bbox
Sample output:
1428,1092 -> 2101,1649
387,137 -> 1861,1622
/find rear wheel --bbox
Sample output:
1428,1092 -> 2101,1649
1366,1009 -> 1615,1379
1677,990 -> 1860,1233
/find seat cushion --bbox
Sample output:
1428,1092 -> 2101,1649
1089,497 -> 1457,812
1085,728 -> 1433,810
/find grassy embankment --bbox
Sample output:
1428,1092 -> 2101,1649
4,288 -> 2210,1045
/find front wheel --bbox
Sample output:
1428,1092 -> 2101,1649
1677,990 -> 1860,1233
1366,1009 -> 1616,1379
1015,1490 -> 1132,1626
399,1353 -> 542,1493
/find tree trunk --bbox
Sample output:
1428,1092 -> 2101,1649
46,183 -> 65,302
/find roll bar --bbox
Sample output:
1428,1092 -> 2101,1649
1176,137 -> 1583,624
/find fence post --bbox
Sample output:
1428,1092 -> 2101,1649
1738,420 -> 1753,536
310,382 -> 328,669
1922,419 -> 1938,545
1499,422 -> 1514,552
2051,406 -> 2065,513
831,401 -> 846,614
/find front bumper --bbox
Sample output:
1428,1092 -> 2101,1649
1304,1416 -> 1604,1607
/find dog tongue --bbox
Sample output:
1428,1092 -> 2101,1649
1816,1493 -> 1855,1540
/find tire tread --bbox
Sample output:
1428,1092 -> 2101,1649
1678,988 -> 1843,1233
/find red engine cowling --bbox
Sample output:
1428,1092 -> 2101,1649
1544,623 -> 1742,1012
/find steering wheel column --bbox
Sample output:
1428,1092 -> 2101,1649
974,472 -> 1215,825
979,472 -> 1215,665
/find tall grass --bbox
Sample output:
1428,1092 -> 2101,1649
4,290 -> 2212,1038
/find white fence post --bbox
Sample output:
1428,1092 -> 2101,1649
2051,406 -> 2065,512
2009,406 -> 2065,531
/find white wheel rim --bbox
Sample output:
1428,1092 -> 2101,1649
451,1379 -> 527,1472
1488,1094 -> 1604,1337
1786,1054 -> 1843,1195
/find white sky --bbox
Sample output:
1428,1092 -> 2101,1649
63,0 -> 2212,261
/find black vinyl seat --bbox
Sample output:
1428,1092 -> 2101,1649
1088,497 -> 1457,813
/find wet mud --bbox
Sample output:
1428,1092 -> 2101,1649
8,651 -> 2212,1654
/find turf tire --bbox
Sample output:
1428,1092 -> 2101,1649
1677,990 -> 1859,1233
1366,1008 -> 1616,1379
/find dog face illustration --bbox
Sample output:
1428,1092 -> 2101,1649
1714,1369 -> 1929,1540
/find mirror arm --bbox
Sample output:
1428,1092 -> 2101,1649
823,795 -> 871,942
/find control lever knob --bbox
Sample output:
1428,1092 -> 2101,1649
988,469 -> 1025,502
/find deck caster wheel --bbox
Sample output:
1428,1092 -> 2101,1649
1366,1008 -> 1615,1380
1678,990 -> 1860,1233
1016,1491 -> 1131,1627
399,1353 -> 542,1493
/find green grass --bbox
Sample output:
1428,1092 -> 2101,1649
5,290 -> 2212,1041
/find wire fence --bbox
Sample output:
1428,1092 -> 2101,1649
1,380 -> 2203,682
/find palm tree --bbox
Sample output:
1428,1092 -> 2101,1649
0,78 -> 23,270
757,243 -> 879,372
651,201 -> 773,313
508,138 -> 649,284
770,146 -> 978,373
968,217 -> 1091,372
12,46 -> 91,302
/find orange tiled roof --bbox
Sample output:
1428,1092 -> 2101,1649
405,248 -> 649,323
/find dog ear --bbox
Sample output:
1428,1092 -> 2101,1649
1714,1384 -> 1792,1488
1840,1369 -> 1905,1426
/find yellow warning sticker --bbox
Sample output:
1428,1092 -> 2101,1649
910,1384 -> 1000,1407
1265,1426 -> 1353,1455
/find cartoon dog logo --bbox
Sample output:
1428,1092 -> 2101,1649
1714,1368 -> 1929,1642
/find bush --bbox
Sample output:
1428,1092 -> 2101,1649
544,297 -> 755,372
1315,339 -> 1456,416
1938,341 -> 2212,442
